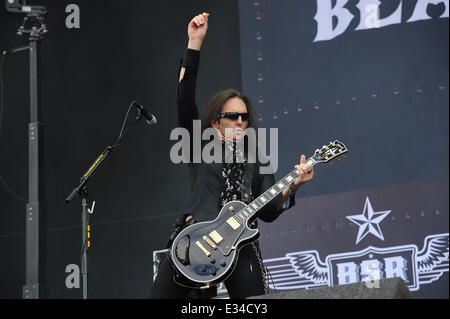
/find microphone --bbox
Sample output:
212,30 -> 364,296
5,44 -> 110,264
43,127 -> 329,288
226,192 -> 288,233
133,101 -> 157,125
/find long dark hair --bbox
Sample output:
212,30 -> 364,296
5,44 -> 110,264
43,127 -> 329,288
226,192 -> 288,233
201,89 -> 256,132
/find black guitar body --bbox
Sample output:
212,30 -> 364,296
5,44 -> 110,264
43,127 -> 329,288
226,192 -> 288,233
170,201 -> 259,287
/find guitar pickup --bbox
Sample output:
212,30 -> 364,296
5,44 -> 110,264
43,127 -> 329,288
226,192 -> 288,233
209,230 -> 224,244
203,236 -> 217,249
226,217 -> 240,230
195,241 -> 211,257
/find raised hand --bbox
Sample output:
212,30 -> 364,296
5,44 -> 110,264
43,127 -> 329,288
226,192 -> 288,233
188,12 -> 209,50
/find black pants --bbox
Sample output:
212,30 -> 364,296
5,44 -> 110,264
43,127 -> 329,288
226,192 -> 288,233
149,243 -> 266,299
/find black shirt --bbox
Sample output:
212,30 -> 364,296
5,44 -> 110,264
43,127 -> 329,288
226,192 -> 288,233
176,48 -> 294,223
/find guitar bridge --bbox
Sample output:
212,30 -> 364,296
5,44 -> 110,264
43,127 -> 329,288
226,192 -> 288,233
203,236 -> 217,249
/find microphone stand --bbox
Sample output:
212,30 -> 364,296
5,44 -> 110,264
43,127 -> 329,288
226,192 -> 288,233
65,110 -> 147,299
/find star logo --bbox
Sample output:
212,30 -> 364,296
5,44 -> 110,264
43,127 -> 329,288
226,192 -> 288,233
346,197 -> 391,245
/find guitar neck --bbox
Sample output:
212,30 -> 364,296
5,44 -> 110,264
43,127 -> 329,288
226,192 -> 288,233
231,157 -> 317,224
227,140 -> 348,226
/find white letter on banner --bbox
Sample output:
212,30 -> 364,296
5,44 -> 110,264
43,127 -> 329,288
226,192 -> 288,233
361,259 -> 383,288
336,262 -> 359,284
313,0 -> 354,42
407,0 -> 449,23
384,256 -> 409,282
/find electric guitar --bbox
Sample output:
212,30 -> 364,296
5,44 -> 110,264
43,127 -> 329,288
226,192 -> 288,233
170,140 -> 348,287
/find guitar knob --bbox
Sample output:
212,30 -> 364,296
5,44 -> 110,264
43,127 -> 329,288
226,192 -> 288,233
229,206 -> 234,212
210,258 -> 216,264
220,260 -> 227,267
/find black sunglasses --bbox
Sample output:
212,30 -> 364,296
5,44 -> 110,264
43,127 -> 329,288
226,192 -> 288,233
217,112 -> 249,121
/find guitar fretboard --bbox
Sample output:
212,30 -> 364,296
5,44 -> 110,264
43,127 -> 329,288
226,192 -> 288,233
231,158 -> 317,224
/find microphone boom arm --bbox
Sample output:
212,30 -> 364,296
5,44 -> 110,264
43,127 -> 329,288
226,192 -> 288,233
65,110 -> 143,203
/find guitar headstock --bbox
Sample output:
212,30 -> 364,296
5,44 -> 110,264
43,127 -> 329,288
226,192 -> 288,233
312,140 -> 348,164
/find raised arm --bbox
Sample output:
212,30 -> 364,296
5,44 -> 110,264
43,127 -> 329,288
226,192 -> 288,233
177,13 -> 210,224
177,13 -> 210,133
178,13 -> 209,83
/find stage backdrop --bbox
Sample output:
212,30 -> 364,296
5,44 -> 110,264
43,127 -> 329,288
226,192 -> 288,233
239,0 -> 448,298
0,0 -> 448,299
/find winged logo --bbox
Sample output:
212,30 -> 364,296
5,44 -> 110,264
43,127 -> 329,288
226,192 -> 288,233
265,250 -> 329,290
263,233 -> 449,292
416,233 -> 449,284
287,251 -> 328,284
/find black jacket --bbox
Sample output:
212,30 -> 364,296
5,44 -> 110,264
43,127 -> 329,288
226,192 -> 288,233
175,48 -> 295,224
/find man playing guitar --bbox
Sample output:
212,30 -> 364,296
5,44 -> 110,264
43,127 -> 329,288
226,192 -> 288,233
149,12 -> 314,299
